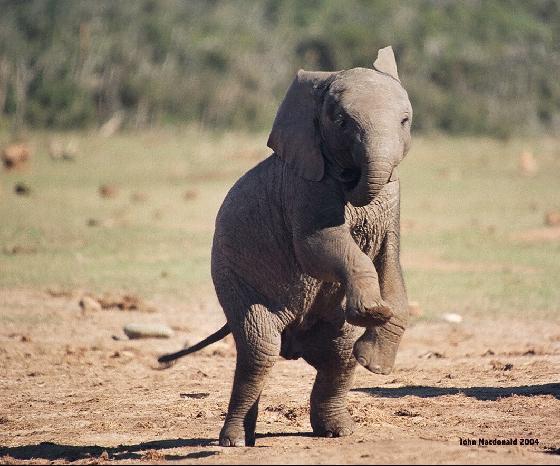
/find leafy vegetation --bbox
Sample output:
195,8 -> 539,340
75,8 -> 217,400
1,0 -> 560,136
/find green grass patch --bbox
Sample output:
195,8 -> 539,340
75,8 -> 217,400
1,129 -> 558,318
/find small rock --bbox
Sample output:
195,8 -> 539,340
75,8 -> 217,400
86,218 -> 100,227
110,349 -> 134,359
518,150 -> 538,176
2,143 -> 31,170
14,182 -> 31,196
183,189 -> 198,201
79,296 -> 102,312
395,409 -> 420,417
408,301 -> 422,317
123,323 -> 173,339
48,139 -> 77,161
419,350 -> 445,359
490,360 -> 514,371
545,210 -> 560,227
99,184 -> 118,199
180,392 -> 210,399
46,287 -> 74,298
78,292 -> 157,312
97,293 -> 157,312
441,312 -> 463,323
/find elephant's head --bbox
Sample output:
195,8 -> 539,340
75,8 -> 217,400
267,46 -> 412,207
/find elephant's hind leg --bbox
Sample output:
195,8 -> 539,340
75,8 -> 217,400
301,319 -> 359,437
220,304 -> 281,447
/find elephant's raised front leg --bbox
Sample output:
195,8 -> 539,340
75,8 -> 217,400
291,182 -> 393,329
301,319 -> 359,437
294,225 -> 393,327
342,246 -> 394,327
220,304 -> 281,447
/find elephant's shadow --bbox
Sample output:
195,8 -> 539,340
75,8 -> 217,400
0,438 -> 218,462
351,382 -> 560,401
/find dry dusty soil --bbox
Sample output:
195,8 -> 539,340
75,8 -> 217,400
1,289 -> 559,464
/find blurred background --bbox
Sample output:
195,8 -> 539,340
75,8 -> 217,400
1,0 -> 559,320
1,0 -> 560,136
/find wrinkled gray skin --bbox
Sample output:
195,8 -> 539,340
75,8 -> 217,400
211,64 -> 412,447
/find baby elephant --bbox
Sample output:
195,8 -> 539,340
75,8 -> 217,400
160,46 -> 412,446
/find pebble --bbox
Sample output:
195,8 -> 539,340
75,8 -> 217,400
544,210 -> 560,227
99,184 -> 118,199
518,150 -> 538,176
79,296 -> 102,312
123,323 -> 173,339
14,182 -> 31,196
441,312 -> 463,323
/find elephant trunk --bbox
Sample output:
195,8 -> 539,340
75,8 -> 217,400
345,135 -> 395,208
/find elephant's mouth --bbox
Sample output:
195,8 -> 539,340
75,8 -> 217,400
340,166 -> 397,194
340,168 -> 361,191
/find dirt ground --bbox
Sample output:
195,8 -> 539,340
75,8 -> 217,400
1,288 -> 559,465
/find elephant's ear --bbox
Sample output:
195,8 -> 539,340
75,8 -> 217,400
267,70 -> 335,181
373,46 -> 400,82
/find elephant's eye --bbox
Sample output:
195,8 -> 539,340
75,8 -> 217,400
401,116 -> 410,126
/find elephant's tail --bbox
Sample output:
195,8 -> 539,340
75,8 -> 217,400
157,324 -> 231,365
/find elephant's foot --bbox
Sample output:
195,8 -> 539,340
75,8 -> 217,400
353,322 -> 405,375
219,423 -> 255,447
345,277 -> 393,327
311,411 -> 355,438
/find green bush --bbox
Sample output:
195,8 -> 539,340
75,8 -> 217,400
0,0 -> 558,135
